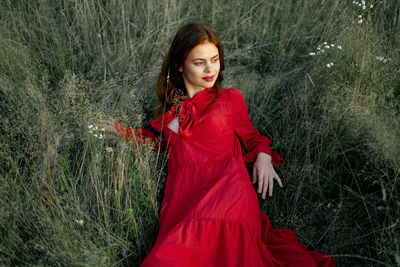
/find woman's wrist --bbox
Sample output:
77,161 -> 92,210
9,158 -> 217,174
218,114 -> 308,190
257,152 -> 272,161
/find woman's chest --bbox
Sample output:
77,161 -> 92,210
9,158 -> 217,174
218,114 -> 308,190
169,100 -> 233,139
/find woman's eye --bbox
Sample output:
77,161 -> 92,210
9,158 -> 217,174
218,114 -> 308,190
194,62 -> 203,66
212,58 -> 219,63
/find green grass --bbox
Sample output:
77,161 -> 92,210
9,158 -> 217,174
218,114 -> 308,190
1,0 -> 399,265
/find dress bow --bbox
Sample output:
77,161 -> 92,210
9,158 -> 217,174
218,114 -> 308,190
178,99 -> 198,138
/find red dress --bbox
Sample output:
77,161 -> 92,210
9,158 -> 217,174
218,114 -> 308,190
117,87 -> 335,267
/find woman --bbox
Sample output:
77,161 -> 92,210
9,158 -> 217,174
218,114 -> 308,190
111,23 -> 335,266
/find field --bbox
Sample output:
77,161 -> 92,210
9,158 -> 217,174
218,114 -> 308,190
0,0 -> 399,266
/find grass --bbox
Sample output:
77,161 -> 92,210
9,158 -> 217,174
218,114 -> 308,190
0,0 -> 399,265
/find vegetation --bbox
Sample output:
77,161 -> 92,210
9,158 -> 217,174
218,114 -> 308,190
1,0 -> 399,265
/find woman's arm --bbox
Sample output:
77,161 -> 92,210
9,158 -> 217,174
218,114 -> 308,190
229,88 -> 284,166
94,117 -> 165,151
114,121 -> 166,152
229,88 -> 283,198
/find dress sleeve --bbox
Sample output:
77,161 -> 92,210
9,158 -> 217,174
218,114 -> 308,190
229,88 -> 284,167
114,121 -> 166,152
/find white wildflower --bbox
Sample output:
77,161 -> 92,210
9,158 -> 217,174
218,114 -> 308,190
358,3 -> 362,7
362,5 -> 366,10
88,125 -> 93,129
330,44 -> 335,47
330,62 -> 334,66
370,4 -> 373,8
358,15 -> 362,18
75,219 -> 84,226
375,56 -> 389,63
327,63 -> 332,68
324,45 -> 330,49
95,126 -> 99,130
309,52 -> 316,56
337,45 -> 342,50
361,0 -> 365,4
99,134 -> 103,139
323,41 -> 327,45
358,19 -> 363,24
101,128 -> 105,132
317,47 -> 321,50
89,130 -> 93,134
376,56 -> 390,63
94,134 -> 98,137
106,147 -> 114,153
321,49 -> 325,53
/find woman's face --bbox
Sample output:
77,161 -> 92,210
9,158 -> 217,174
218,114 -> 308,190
179,41 -> 220,95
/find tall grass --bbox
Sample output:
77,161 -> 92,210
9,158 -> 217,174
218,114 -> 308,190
1,0 -> 399,265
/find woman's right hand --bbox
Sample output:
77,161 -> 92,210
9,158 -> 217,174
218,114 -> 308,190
92,116 -> 121,141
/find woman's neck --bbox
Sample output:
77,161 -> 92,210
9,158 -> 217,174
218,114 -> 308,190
186,87 -> 205,98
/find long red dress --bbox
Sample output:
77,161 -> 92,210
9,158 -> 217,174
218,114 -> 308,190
117,87 -> 335,266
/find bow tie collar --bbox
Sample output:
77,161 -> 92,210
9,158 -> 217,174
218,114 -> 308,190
151,88 -> 214,138
177,99 -> 198,138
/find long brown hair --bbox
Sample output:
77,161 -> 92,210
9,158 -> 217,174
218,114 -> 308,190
154,23 -> 225,119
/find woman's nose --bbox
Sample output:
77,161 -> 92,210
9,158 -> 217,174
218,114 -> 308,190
204,63 -> 212,73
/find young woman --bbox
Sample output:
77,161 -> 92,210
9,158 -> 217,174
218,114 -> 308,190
111,23 -> 335,267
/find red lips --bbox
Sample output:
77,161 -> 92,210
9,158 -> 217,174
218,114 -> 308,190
202,75 -> 215,82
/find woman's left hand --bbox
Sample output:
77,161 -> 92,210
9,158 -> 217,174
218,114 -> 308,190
252,152 -> 283,199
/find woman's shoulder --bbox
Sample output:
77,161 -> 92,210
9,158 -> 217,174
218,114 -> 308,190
219,87 -> 245,103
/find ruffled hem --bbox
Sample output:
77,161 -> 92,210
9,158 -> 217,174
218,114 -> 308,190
141,213 -> 335,267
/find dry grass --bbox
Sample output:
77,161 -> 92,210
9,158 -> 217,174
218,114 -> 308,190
0,0 -> 399,265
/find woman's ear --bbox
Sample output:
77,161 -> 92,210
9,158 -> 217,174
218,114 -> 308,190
179,66 -> 183,72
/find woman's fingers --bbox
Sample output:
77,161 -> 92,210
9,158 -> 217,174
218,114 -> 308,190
105,115 -> 115,122
89,118 -> 123,142
268,176 -> 274,197
262,174 -> 271,199
275,173 -> 283,188
252,166 -> 257,184
105,123 -> 118,134
253,168 -> 269,199
104,131 -> 121,139
253,163 -> 283,199
94,119 -> 119,135
262,171 -> 282,198
257,169 -> 263,194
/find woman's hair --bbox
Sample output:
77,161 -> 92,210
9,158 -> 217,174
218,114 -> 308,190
154,22 -> 225,118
